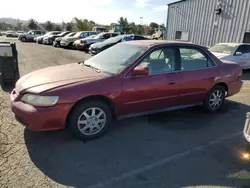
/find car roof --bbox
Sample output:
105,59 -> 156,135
124,40 -> 198,47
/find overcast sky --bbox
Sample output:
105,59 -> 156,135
1,0 -> 177,25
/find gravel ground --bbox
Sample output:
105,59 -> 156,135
0,37 -> 250,188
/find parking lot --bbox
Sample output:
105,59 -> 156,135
1,36 -> 250,188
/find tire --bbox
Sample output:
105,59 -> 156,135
68,100 -> 113,140
21,37 -> 27,42
0,73 -> 4,88
203,85 -> 225,113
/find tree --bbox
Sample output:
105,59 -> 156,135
73,17 -> 88,31
53,24 -> 62,31
128,22 -> 137,34
143,26 -> 151,35
44,21 -> 53,31
136,24 -> 144,35
65,22 -> 73,31
0,22 -> 13,30
149,22 -> 159,30
118,17 -> 129,33
27,19 -> 38,30
14,22 -> 22,31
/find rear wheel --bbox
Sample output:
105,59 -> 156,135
203,85 -> 225,113
68,100 -> 112,140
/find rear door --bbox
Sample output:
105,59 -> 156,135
121,46 -> 180,115
177,46 -> 218,105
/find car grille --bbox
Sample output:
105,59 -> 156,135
245,112 -> 250,135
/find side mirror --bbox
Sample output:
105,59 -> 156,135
132,65 -> 149,76
235,52 -> 242,56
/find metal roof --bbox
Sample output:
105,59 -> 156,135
168,0 -> 187,6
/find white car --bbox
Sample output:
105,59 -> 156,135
209,43 -> 250,70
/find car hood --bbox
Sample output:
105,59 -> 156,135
90,41 -> 112,49
62,37 -> 78,42
15,63 -> 107,94
211,52 -> 230,59
37,35 -> 46,39
55,37 -> 62,41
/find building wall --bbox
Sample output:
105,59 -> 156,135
166,0 -> 250,46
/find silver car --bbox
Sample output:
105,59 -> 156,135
60,31 -> 97,48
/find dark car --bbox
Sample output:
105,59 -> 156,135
89,34 -> 148,54
53,32 -> 76,47
36,31 -> 61,44
10,40 -> 243,141
42,31 -> 71,45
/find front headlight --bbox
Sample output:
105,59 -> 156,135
21,94 -> 59,107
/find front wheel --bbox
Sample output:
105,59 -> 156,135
21,37 -> 27,42
68,100 -> 113,140
203,85 -> 225,113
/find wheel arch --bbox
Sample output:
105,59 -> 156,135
214,82 -> 229,95
66,95 -> 117,127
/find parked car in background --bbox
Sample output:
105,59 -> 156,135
60,31 -> 97,48
242,112 -> 250,160
18,30 -> 44,42
42,31 -> 71,45
36,31 -> 61,44
10,41 -> 243,140
6,31 -> 18,37
92,26 -> 108,33
89,34 -> 148,54
16,31 -> 25,36
73,32 -> 119,51
53,32 -> 76,47
209,43 -> 250,70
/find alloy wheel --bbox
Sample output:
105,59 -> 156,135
77,107 -> 106,136
209,90 -> 223,110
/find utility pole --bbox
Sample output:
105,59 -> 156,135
140,17 -> 143,25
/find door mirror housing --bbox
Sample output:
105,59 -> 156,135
132,65 -> 149,76
235,52 -> 243,56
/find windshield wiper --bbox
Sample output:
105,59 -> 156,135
83,63 -> 101,73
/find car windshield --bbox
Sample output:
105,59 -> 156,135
84,43 -> 148,75
94,32 -> 106,39
73,32 -> 82,38
58,32 -> 68,36
209,43 -> 237,54
102,35 -> 125,44
65,32 -> 76,37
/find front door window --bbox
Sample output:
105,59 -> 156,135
138,47 -> 176,75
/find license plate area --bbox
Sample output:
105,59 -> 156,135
244,113 -> 250,136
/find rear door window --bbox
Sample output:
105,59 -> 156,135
179,48 -> 215,71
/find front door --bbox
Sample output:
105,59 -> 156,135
177,47 -> 218,105
120,46 -> 179,115
234,44 -> 250,69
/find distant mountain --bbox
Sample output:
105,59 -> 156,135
0,17 -> 27,24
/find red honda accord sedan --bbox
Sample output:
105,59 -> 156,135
10,40 -> 243,140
